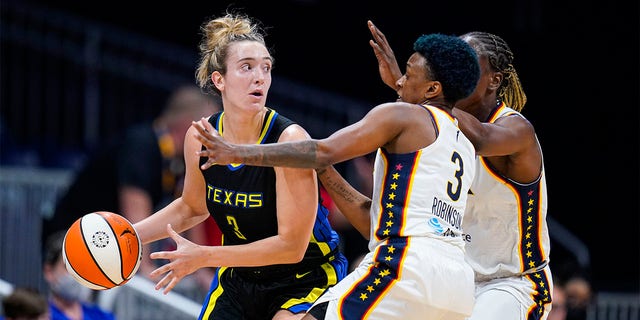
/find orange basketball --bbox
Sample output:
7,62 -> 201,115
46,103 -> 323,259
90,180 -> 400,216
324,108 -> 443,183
62,211 -> 142,290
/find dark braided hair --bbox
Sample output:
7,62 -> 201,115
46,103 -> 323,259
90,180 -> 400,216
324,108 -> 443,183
414,34 -> 480,104
460,32 -> 527,111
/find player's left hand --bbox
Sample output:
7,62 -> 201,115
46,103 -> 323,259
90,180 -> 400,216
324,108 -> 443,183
149,224 -> 203,294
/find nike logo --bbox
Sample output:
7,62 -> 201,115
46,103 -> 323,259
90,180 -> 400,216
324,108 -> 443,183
295,271 -> 311,279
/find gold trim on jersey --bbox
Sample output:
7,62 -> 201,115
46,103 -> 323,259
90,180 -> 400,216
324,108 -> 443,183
217,109 -> 277,168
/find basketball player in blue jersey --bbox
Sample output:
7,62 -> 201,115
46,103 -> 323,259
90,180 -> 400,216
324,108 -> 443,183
133,12 -> 347,320
192,33 -> 481,320
367,21 -> 553,320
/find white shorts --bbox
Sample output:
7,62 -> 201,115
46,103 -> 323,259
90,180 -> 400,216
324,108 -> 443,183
311,236 -> 475,320
467,265 -> 553,320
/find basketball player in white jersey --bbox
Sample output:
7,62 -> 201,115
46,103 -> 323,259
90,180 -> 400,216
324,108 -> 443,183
367,21 -> 553,320
192,33 -> 481,319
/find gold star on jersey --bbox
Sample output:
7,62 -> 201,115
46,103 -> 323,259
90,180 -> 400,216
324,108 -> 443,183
337,155 -> 415,319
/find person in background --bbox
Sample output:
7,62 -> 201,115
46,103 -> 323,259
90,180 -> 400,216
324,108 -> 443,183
367,20 -> 553,319
549,247 -> 593,320
547,272 -> 593,320
42,84 -> 222,295
1,287 -> 49,320
548,277 -> 568,320
43,231 -> 115,320
563,275 -> 592,320
191,31 -> 481,320
133,12 -> 347,320
113,84 -> 222,280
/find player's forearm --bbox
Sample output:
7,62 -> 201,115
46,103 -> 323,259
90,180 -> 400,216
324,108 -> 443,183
236,140 -> 331,169
193,120 -> 335,169
452,107 -> 488,153
134,198 -> 194,244
317,166 -> 371,238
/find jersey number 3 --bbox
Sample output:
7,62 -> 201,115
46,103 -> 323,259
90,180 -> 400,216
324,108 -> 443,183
226,216 -> 247,240
447,151 -> 464,201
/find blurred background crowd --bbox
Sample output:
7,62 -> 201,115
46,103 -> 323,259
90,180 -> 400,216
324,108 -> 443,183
0,1 -> 637,319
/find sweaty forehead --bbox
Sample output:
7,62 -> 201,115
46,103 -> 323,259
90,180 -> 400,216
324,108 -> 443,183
228,40 -> 271,63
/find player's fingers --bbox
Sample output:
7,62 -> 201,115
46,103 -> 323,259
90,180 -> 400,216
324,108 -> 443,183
193,134 -> 208,149
202,159 -> 215,170
166,223 -> 180,240
149,246 -> 178,260
149,252 -> 161,261
369,39 -> 380,51
369,23 -> 386,43
194,118 -> 217,139
192,119 -> 207,133
156,270 -> 183,295
201,117 -> 215,132
192,121 -> 213,142
154,272 -> 172,291
198,154 -> 215,169
148,260 -> 171,277
192,127 -> 210,145
194,132 -> 217,152
162,276 -> 180,295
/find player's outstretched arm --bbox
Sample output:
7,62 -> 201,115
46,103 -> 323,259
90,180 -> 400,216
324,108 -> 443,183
192,117 -> 320,169
192,104 -> 398,170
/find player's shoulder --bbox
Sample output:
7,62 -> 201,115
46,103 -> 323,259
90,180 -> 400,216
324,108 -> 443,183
367,101 -> 427,120
495,111 -> 536,137
278,123 -> 311,142
375,101 -> 417,110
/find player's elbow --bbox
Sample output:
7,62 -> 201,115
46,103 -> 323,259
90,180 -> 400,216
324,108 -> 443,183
281,243 -> 308,263
315,155 -> 334,169
314,143 -> 340,168
471,139 -> 488,155
291,249 -> 307,263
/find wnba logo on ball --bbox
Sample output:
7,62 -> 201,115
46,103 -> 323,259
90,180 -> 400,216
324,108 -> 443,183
91,231 -> 109,248
63,211 -> 142,290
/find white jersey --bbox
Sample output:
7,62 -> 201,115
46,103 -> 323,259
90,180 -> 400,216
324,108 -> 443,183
463,103 -> 550,281
463,103 -> 552,319
368,105 -> 476,249
313,104 -> 477,320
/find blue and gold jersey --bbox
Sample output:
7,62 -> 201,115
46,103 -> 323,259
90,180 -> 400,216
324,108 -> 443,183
200,108 -> 342,278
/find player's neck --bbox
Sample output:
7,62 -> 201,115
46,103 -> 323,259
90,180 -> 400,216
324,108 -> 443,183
422,100 -> 452,115
220,108 -> 266,144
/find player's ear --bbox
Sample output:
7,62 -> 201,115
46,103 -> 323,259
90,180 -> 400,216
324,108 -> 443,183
488,72 -> 502,90
424,81 -> 441,99
211,71 -> 224,91
428,81 -> 440,93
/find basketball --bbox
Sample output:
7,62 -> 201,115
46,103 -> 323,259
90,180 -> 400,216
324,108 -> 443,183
62,211 -> 142,290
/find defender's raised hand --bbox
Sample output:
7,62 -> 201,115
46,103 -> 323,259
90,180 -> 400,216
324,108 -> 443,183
368,20 -> 403,90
